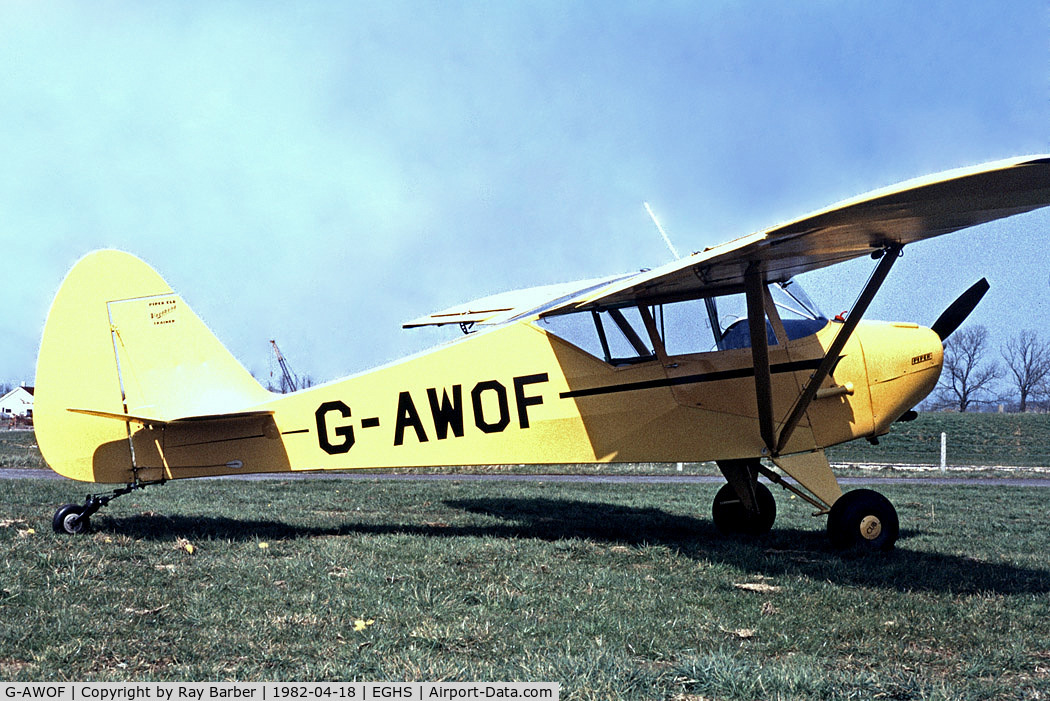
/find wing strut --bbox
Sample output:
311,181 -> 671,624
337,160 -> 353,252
774,243 -> 902,455
744,263 -> 775,453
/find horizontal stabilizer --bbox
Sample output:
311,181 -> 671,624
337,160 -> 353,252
67,407 -> 275,425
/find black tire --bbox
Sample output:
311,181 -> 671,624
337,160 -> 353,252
827,489 -> 898,552
53,504 -> 89,535
712,481 -> 776,536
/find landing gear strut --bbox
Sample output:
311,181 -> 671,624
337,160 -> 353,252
712,459 -> 777,536
712,457 -> 901,552
712,481 -> 776,535
52,480 -> 164,535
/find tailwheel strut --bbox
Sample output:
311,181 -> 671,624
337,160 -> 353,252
52,479 -> 166,535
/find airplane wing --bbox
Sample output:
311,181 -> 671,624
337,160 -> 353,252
402,274 -> 630,328
566,154 -> 1050,311
405,155 -> 1050,327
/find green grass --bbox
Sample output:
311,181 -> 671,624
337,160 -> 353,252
826,411 -> 1050,467
2,477 -> 1048,699
0,430 -> 45,469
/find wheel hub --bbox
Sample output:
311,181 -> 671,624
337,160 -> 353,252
859,514 -> 882,541
62,513 -> 83,534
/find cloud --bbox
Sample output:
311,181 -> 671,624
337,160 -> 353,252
2,2 -> 1047,384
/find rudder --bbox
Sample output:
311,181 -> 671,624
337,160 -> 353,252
35,251 -> 272,482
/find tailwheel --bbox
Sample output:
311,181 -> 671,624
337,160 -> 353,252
53,503 -> 90,535
827,488 -> 899,552
712,482 -> 776,536
51,479 -> 166,536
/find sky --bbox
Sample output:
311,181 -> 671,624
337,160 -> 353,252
2,1 -> 1048,390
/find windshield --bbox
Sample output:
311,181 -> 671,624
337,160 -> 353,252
772,279 -> 824,321
713,279 -> 827,351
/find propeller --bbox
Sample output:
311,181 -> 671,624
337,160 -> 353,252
898,278 -> 990,422
930,278 -> 989,341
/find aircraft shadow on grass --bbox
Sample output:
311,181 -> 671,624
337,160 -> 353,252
100,495 -> 1049,596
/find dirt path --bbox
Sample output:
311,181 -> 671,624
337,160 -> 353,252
5,468 -> 1050,487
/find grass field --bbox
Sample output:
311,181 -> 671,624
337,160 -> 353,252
825,412 -> 1050,467
2,476 -> 1048,698
0,431 -> 44,469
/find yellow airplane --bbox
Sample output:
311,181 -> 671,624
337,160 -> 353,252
35,155 -> 1050,551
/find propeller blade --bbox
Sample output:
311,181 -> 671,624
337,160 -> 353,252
930,278 -> 989,341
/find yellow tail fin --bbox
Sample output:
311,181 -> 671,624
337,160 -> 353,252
35,251 -> 272,482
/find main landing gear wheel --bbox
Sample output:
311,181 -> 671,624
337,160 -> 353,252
53,503 -> 90,535
827,489 -> 899,552
712,482 -> 776,536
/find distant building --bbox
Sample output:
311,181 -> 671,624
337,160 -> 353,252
0,385 -> 34,418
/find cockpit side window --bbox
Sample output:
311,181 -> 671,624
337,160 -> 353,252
538,279 -> 827,362
653,299 -> 719,355
539,307 -> 656,365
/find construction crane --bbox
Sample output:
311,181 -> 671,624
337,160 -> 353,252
269,340 -> 298,393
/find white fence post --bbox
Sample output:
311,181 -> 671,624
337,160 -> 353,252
940,432 -> 947,472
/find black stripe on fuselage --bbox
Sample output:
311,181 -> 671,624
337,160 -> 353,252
558,357 -> 826,399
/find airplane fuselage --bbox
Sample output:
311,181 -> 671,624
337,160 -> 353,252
71,315 -> 941,486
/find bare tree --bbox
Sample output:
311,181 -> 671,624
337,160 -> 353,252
936,325 -> 1002,412
1000,330 -> 1050,412
1036,376 -> 1050,412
